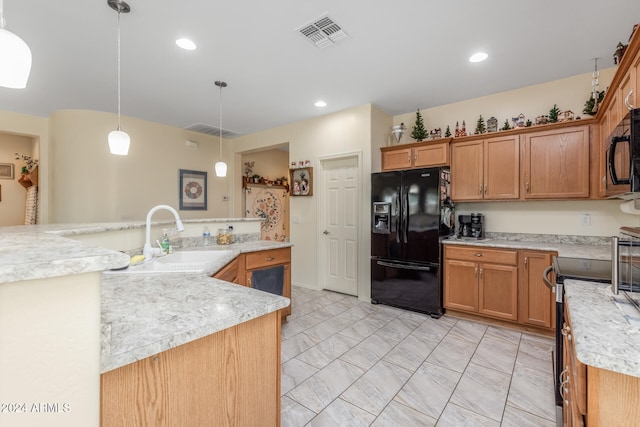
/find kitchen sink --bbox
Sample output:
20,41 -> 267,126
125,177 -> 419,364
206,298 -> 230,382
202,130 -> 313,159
109,250 -> 234,274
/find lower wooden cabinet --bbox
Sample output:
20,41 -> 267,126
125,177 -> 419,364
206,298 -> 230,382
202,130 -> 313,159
444,245 -> 555,329
101,311 -> 281,427
444,246 -> 518,322
214,248 -> 292,320
519,250 -> 555,329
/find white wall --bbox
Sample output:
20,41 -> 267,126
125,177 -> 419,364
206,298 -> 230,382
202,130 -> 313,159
393,68 -> 616,140
230,104 -> 388,300
48,110 -> 233,223
0,273 -> 101,427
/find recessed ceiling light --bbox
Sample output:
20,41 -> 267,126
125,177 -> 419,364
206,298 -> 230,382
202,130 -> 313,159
315,100 -> 327,107
469,52 -> 488,63
176,38 -> 197,50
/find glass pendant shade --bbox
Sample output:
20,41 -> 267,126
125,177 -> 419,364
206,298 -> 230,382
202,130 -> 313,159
108,129 -> 130,155
0,27 -> 32,89
215,160 -> 227,177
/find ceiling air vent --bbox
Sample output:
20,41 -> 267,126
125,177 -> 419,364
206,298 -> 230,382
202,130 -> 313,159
297,14 -> 348,49
185,123 -> 241,139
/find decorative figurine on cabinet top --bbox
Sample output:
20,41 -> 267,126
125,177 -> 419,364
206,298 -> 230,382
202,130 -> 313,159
487,116 -> 498,133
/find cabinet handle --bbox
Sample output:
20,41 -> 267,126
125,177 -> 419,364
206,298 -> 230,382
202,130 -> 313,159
474,253 -> 483,257
625,89 -> 635,110
524,257 -> 528,269
483,184 -> 487,195
559,367 -> 568,401
474,267 -> 478,278
479,184 -> 483,195
479,268 -> 483,279
525,181 -> 530,192
265,256 -> 275,261
407,153 -> 411,162
562,324 -> 572,341
414,154 -> 417,162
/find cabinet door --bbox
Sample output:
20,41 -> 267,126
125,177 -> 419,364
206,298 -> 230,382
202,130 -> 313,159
212,257 -> 241,284
382,147 -> 412,171
451,140 -> 484,201
484,135 -> 520,199
478,263 -> 518,321
444,259 -> 478,312
519,251 -> 554,329
414,142 -> 449,167
523,126 -> 590,199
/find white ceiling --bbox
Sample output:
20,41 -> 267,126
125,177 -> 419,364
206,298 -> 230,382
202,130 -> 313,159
1,1 -> 639,137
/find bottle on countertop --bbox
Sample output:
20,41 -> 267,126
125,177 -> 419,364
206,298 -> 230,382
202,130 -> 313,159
161,231 -> 171,254
202,227 -> 211,246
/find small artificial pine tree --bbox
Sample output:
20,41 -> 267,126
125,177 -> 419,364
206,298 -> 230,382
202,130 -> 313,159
444,125 -> 451,137
501,119 -> 511,131
411,109 -> 428,141
474,115 -> 486,134
549,104 -> 560,123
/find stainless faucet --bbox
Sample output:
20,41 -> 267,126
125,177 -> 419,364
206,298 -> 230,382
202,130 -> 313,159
143,205 -> 185,261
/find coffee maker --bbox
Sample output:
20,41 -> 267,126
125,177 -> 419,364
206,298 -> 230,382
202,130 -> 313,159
457,213 -> 484,239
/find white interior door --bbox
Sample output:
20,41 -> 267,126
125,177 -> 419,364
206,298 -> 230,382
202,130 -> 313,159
320,155 -> 359,296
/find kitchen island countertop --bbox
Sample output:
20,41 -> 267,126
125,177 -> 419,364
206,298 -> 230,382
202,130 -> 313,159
564,280 -> 640,378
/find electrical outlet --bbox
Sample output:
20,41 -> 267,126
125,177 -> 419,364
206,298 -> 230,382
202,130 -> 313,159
580,213 -> 591,226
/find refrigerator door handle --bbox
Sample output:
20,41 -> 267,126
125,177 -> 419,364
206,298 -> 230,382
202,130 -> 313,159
376,260 -> 433,271
403,190 -> 409,243
395,189 -> 401,243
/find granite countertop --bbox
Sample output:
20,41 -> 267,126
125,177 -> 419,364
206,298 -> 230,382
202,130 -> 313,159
564,280 -> 640,378
101,272 -> 290,373
443,233 -> 612,260
0,218 -> 266,284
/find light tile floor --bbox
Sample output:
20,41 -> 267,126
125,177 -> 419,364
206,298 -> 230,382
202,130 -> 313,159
281,286 -> 557,427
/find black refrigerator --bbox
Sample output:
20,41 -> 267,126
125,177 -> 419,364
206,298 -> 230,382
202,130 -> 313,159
370,167 -> 453,317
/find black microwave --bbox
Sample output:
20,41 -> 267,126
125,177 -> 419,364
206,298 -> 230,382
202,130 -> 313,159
609,108 -> 640,196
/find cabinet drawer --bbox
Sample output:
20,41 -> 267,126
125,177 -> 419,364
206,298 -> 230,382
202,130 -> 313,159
445,245 -> 517,265
245,247 -> 291,270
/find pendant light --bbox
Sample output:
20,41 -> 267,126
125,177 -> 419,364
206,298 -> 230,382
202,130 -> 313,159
107,0 -> 131,155
0,0 -> 32,89
214,80 -> 228,177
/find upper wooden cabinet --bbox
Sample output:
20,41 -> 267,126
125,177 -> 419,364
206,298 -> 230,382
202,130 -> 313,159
381,139 -> 451,171
451,135 -> 520,201
521,125 -> 590,199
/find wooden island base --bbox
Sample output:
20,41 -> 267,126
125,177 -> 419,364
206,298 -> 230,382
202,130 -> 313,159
100,311 -> 281,427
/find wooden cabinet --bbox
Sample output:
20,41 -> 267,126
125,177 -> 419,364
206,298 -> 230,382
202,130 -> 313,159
444,245 -> 518,322
381,140 -> 450,171
101,311 -> 281,427
451,135 -> 519,201
245,247 -> 292,319
212,256 -> 242,284
522,125 -> 590,199
519,251 -> 555,329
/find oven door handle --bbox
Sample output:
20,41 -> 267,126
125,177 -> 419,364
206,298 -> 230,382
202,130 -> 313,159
376,260 -> 433,271
542,265 -> 555,293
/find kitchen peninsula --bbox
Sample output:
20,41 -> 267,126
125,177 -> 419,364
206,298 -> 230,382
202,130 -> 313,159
0,219 -> 290,427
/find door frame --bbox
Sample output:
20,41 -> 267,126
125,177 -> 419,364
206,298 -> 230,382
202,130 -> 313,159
316,151 -> 363,296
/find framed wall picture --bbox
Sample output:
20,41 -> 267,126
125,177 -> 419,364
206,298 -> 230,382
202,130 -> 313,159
289,167 -> 313,196
0,163 -> 14,179
179,169 -> 208,210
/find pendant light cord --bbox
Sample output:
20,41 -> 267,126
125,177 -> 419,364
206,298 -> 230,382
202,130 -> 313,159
219,84 -> 223,158
117,10 -> 122,131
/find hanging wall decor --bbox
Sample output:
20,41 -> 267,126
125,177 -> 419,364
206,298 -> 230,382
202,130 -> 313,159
0,163 -> 14,179
179,169 -> 208,210
289,167 -> 313,196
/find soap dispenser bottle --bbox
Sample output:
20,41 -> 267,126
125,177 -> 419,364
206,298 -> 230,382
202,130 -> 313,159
161,231 -> 171,254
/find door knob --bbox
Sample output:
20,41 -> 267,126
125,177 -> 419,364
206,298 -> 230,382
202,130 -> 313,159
323,230 -> 330,235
